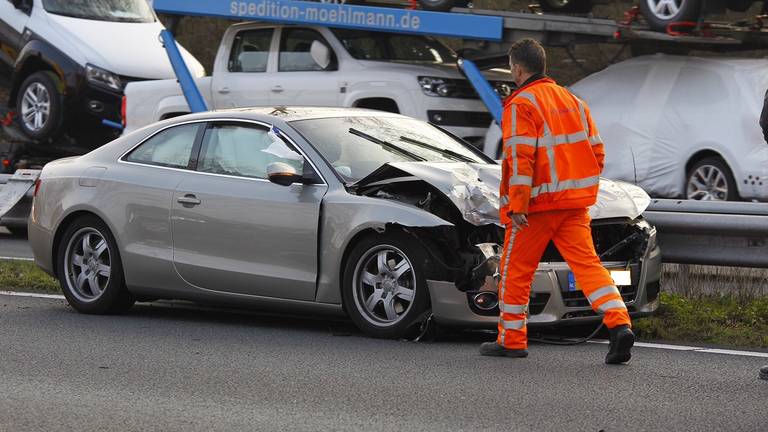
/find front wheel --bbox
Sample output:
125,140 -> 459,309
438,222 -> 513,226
57,216 -> 134,314
640,0 -> 702,32
539,0 -> 593,13
16,71 -> 64,142
418,0 -> 470,11
686,157 -> 738,201
342,233 -> 431,339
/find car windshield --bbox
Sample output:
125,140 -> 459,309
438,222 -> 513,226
42,0 -> 155,23
290,116 -> 488,182
331,29 -> 457,64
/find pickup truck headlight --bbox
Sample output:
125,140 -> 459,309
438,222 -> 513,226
86,64 -> 122,92
418,76 -> 458,97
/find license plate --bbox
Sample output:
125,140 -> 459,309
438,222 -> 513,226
567,270 -> 632,291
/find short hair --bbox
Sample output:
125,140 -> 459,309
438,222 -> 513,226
508,39 -> 546,76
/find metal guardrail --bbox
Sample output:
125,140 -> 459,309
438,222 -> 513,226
644,199 -> 768,268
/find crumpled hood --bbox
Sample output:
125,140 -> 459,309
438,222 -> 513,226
354,162 -> 651,226
44,14 -> 204,79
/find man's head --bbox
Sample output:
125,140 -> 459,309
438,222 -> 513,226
508,39 -> 546,87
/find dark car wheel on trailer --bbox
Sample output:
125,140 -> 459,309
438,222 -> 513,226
640,0 -> 702,32
6,226 -> 27,237
539,0 -> 593,14
685,157 -> 739,201
342,232 -> 431,339
418,0 -> 470,11
57,216 -> 135,314
16,71 -> 64,142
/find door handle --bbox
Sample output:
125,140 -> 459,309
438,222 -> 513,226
271,85 -> 284,93
218,87 -> 230,94
177,194 -> 201,206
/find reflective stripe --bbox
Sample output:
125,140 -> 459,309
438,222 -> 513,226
497,228 -> 518,347
505,136 -> 538,148
517,91 -> 557,186
554,131 -> 588,146
509,106 -> 517,176
598,299 -> 628,313
576,97 -> 589,135
587,286 -> 622,305
589,135 -> 603,146
515,92 -> 552,136
501,303 -> 528,314
530,175 -> 600,198
500,195 -> 509,206
501,319 -> 527,330
508,175 -> 533,187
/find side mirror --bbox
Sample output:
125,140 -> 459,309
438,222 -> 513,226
310,40 -> 331,70
267,161 -> 303,186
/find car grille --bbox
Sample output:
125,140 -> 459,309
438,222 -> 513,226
529,293 -> 550,315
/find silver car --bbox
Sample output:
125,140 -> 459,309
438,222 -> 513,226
28,107 -> 661,338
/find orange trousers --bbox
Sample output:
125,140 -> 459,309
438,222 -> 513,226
497,208 -> 631,349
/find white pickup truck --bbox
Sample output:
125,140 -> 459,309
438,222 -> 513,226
123,23 -> 512,146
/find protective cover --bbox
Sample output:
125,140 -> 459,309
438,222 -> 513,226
570,54 -> 768,199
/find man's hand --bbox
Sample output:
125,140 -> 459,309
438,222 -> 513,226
509,213 -> 528,229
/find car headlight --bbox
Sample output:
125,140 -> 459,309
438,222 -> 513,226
86,64 -> 122,92
418,76 -> 458,97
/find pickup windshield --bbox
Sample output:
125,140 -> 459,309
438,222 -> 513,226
290,116 -> 487,182
42,0 -> 155,23
331,29 -> 457,64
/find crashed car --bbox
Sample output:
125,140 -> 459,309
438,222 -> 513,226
28,107 -> 661,338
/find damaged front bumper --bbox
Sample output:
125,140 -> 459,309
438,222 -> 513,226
427,224 -> 662,328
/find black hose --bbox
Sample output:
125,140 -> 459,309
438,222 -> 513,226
528,322 -> 605,346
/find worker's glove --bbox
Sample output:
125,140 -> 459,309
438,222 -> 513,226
508,213 -> 529,229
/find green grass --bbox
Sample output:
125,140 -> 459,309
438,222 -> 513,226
634,292 -> 768,348
0,260 -> 60,294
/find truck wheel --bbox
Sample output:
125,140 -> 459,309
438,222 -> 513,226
640,0 -> 702,32
539,0 -> 593,13
342,232 -> 431,339
16,71 -> 64,142
418,0 -> 469,11
685,157 -> 738,201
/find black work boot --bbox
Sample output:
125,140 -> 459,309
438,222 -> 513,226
605,325 -> 635,365
479,342 -> 529,358
760,365 -> 768,381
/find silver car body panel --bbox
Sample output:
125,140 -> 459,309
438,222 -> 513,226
28,107 -> 659,328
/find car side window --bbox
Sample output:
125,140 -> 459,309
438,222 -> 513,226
124,123 -> 200,169
197,123 -> 304,180
229,29 -> 274,73
279,28 -> 333,72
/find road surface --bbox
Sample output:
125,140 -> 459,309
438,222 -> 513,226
0,227 -> 33,260
1,294 -> 766,431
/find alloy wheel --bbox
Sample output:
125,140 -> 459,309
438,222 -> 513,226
352,245 -> 417,326
686,164 -> 729,201
20,82 -> 51,132
646,0 -> 683,19
64,228 -> 112,303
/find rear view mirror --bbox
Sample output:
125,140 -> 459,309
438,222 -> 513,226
310,40 -> 331,70
267,161 -> 303,186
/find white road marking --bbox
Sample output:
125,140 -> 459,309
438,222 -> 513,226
0,290 -> 64,300
0,256 -> 34,261
589,340 -> 768,358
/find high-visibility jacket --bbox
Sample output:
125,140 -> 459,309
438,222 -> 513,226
500,77 -> 605,223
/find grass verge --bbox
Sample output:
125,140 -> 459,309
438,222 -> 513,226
0,259 -> 60,294
634,292 -> 768,349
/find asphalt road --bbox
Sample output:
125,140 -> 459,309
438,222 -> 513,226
0,227 -> 32,259
1,294 -> 766,431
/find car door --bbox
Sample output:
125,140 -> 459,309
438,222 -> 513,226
211,27 -> 277,109
170,120 -> 328,301
268,27 -> 342,106
0,0 -> 31,66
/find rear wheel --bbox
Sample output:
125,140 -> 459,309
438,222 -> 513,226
539,0 -> 593,13
57,216 -> 134,314
685,157 -> 738,201
342,232 -> 431,339
418,0 -> 470,11
640,0 -> 702,32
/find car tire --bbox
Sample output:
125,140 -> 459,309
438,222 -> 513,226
342,232 -> 431,339
56,216 -> 134,314
6,226 -> 28,237
639,0 -> 702,32
685,157 -> 739,201
16,71 -> 64,142
539,0 -> 593,14
418,0 -> 470,12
